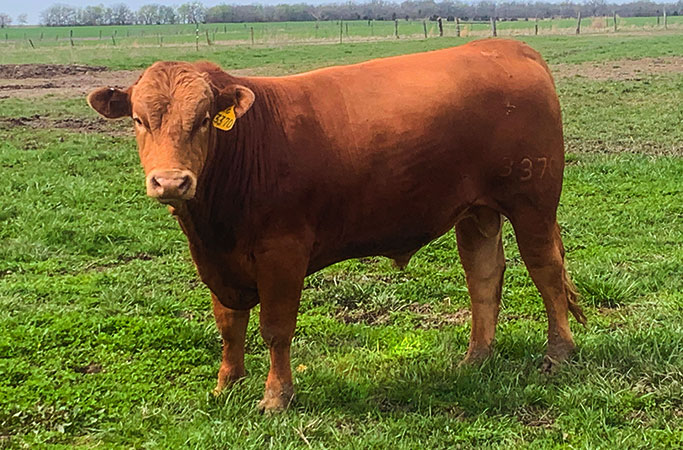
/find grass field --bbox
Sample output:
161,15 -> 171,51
0,30 -> 682,447
1,15 -> 682,49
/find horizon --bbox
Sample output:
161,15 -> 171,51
2,0 -> 680,26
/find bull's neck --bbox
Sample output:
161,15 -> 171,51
180,80 -> 288,250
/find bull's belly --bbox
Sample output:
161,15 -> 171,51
308,201 -> 472,273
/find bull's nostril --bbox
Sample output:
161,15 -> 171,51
178,176 -> 191,192
150,177 -> 161,188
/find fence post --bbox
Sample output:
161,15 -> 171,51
423,20 -> 427,39
205,30 -> 211,45
159,34 -> 163,47
490,17 -> 497,37
663,8 -> 667,29
576,11 -> 581,34
40,32 -> 44,40
456,17 -> 460,37
395,19 -> 399,39
613,11 -> 617,32
339,20 -> 343,44
111,35 -> 116,45
250,26 -> 254,45
535,17 -> 539,35
346,22 -> 349,37
195,23 -> 199,51
98,30 -> 101,40
70,29 -> 74,46
28,39 -> 35,49
438,17 -> 443,37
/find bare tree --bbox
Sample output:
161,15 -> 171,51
0,13 -> 12,28
17,13 -> 28,25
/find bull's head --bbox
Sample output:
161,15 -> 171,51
87,62 -> 255,204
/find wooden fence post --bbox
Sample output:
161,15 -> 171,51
70,29 -> 74,46
456,17 -> 460,37
423,20 -> 427,39
339,20 -> 343,44
394,19 -> 399,38
250,26 -> 254,45
663,8 -> 667,29
490,17 -> 497,37
438,17 -> 443,37
346,22 -> 349,37
613,11 -> 618,32
195,23 -> 199,51
28,39 -> 35,49
576,11 -> 581,34
205,30 -> 211,45
535,17 -> 539,35
111,35 -> 116,45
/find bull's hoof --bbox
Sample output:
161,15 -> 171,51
257,386 -> 294,413
541,342 -> 576,374
458,347 -> 492,367
212,369 -> 246,396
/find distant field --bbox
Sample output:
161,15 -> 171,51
0,30 -> 681,447
1,15 -> 682,48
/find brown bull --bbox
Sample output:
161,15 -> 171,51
88,38 -> 585,412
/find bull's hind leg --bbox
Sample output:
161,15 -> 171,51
509,212 -> 586,371
212,293 -> 250,395
456,206 -> 505,364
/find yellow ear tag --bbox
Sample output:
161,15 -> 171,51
212,105 -> 236,131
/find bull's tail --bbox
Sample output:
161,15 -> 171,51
563,263 -> 586,325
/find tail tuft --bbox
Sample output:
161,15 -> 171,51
563,268 -> 586,325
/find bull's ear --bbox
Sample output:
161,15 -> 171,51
87,87 -> 131,119
217,85 -> 255,118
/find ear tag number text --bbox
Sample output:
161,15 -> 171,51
213,106 -> 236,131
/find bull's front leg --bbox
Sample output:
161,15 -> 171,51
212,293 -> 250,395
254,239 -> 309,412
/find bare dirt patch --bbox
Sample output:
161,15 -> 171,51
552,56 -> 683,80
0,64 -> 107,79
0,114 -> 131,136
0,63 -> 261,100
0,65 -> 141,100
336,301 -> 470,329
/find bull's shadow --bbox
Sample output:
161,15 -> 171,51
281,322 -> 666,418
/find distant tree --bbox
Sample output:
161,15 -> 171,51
17,13 -> 28,25
81,5 -> 105,25
206,4 -> 235,23
158,5 -> 176,24
177,2 -> 206,24
40,4 -> 78,26
137,4 -> 161,24
0,13 -> 11,28
109,3 -> 133,25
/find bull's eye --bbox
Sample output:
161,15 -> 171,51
133,117 -> 143,126
201,117 -> 211,128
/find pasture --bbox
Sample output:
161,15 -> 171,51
0,28 -> 682,447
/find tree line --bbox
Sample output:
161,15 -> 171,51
5,0 -> 682,27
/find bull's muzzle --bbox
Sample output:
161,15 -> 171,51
146,169 -> 197,202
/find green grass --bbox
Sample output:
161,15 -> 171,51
2,16 -> 682,43
0,32 -> 682,447
1,32 -> 682,73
